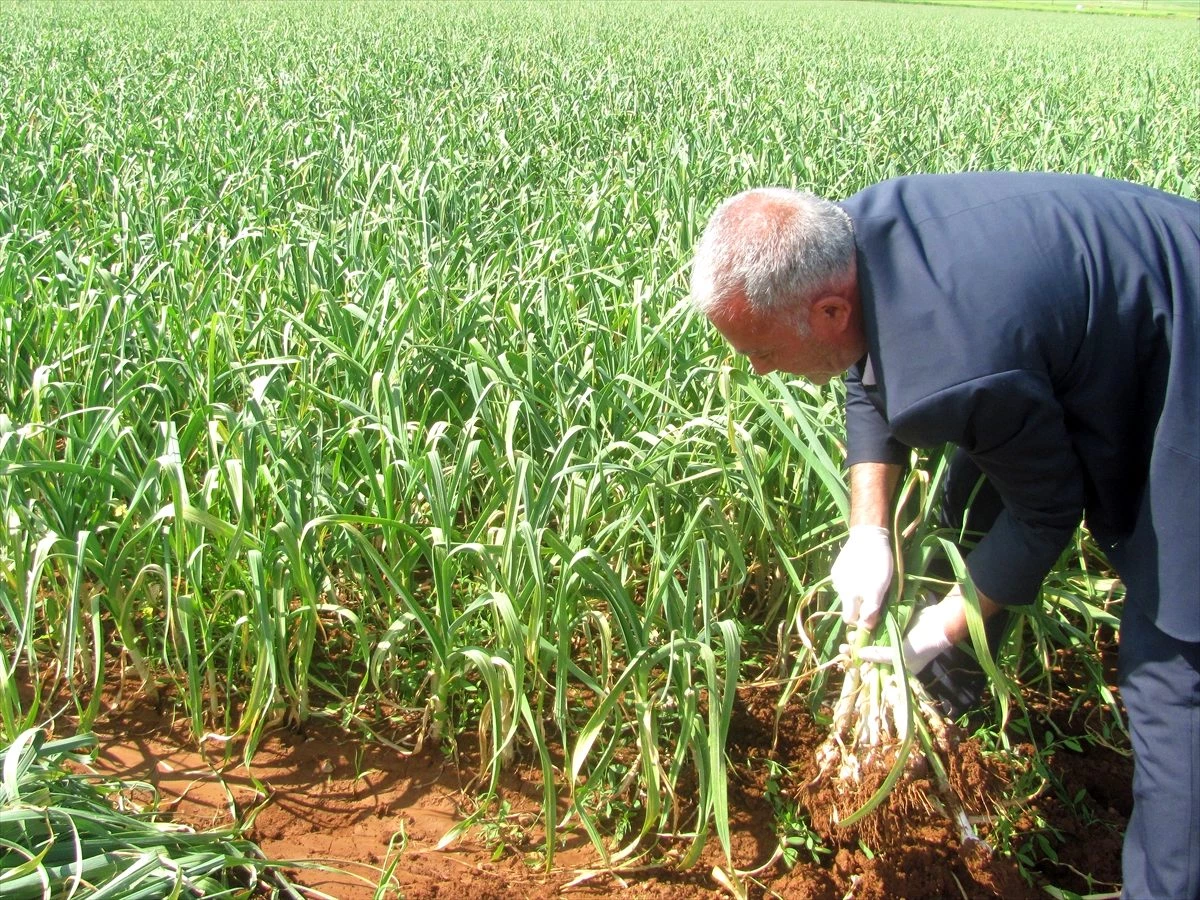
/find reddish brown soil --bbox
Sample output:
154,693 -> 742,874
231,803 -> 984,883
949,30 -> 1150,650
74,662 -> 1130,900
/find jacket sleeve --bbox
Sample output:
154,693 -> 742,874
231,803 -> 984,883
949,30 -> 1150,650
844,360 -> 910,467
889,369 -> 1085,606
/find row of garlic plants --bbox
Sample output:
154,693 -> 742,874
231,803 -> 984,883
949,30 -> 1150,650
2,0 -> 1193,868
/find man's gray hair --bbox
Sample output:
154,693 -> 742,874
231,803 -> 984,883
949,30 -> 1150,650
689,187 -> 855,319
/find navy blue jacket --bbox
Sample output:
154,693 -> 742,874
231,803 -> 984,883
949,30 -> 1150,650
839,173 -> 1199,642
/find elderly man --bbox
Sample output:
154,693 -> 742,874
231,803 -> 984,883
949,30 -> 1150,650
689,173 -> 1198,900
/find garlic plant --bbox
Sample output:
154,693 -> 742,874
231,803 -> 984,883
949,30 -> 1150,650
806,624 -> 984,850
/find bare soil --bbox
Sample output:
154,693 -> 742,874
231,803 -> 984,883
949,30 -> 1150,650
78,660 -> 1130,900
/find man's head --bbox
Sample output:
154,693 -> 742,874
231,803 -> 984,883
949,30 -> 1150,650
689,187 -> 865,384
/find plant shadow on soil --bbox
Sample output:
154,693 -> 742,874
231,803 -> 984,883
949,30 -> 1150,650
76,641 -> 1129,900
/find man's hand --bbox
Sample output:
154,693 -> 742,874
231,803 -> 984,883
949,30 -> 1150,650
831,525 -> 893,628
858,599 -> 954,674
857,585 -> 1005,675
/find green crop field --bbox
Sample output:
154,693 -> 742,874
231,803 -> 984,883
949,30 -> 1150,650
882,0 -> 1198,17
1,1 -> 1196,896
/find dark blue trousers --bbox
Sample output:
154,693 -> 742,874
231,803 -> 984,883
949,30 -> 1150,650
1119,607 -> 1200,900
937,449 -> 1200,899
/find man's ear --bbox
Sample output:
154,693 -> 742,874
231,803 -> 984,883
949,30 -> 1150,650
808,294 -> 852,338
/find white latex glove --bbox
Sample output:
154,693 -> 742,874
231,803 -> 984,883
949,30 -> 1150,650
858,599 -> 955,675
831,525 -> 893,628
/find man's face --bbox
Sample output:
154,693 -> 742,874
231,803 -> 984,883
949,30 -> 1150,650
708,294 -> 848,385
